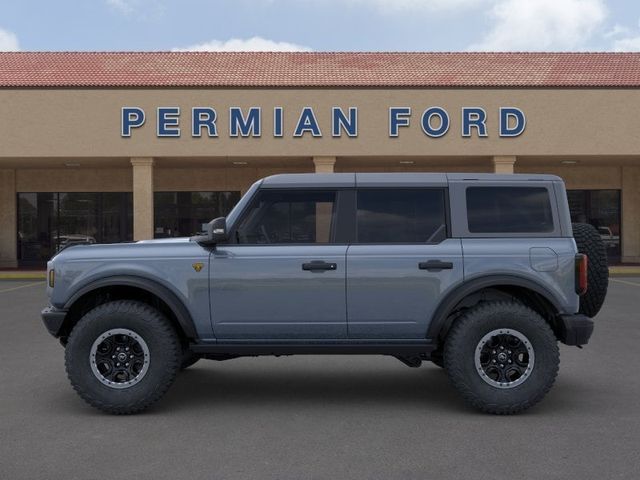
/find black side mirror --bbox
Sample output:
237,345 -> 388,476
192,216 -> 227,245
208,216 -> 228,244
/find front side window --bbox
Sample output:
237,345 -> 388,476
236,190 -> 336,244
356,189 -> 447,243
466,186 -> 554,233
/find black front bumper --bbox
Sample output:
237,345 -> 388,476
557,313 -> 594,346
41,306 -> 68,338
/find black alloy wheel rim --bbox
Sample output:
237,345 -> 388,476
474,328 -> 535,389
89,329 -> 150,389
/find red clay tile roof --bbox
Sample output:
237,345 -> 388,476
1,52 -> 639,88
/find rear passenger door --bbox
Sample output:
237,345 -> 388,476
346,188 -> 464,339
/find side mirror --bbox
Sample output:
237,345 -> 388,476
208,216 -> 228,244
192,216 -> 227,245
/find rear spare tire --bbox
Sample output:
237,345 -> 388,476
572,222 -> 609,317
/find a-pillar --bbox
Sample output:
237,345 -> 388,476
313,156 -> 336,173
0,169 -> 17,268
493,155 -> 517,174
131,157 -> 155,241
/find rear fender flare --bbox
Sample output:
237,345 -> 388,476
426,274 -> 564,341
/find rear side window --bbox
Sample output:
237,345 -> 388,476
466,186 -> 554,233
356,189 -> 447,243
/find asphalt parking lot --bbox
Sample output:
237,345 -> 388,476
1,279 -> 640,480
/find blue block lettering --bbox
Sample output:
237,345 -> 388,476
500,107 -> 526,137
192,107 -> 218,137
157,107 -> 180,137
421,107 -> 449,138
332,107 -> 358,137
121,107 -> 145,137
294,107 -> 322,137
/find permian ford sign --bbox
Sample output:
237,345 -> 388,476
121,106 -> 526,139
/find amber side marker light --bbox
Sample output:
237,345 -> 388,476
575,254 -> 588,295
48,269 -> 55,288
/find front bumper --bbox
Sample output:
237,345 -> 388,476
41,306 -> 68,338
557,313 -> 594,346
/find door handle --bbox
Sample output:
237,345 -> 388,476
302,261 -> 337,272
419,260 -> 453,271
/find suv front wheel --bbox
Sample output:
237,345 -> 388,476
444,301 -> 559,414
65,300 -> 181,414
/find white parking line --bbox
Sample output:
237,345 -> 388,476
610,278 -> 640,287
0,282 -> 43,294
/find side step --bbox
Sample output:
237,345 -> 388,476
190,341 -> 436,357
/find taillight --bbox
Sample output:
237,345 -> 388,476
575,254 -> 588,295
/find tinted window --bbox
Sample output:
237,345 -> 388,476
466,187 -> 554,233
236,190 -> 336,244
356,189 -> 447,243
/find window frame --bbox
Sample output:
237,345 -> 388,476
227,188 -> 350,246
352,187 -> 451,245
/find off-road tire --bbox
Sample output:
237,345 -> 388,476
444,301 -> 559,415
65,300 -> 181,414
180,350 -> 201,370
430,350 -> 444,368
572,222 -> 609,318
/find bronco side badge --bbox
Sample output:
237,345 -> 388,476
192,262 -> 204,272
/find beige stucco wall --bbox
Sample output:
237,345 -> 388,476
1,88 -> 639,159
514,165 -> 622,189
154,165 -> 312,193
15,168 -> 132,192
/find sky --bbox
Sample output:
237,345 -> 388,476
2,0 -> 640,52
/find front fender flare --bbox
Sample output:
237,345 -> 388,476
63,275 -> 197,339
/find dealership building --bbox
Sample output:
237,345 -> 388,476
0,51 -> 639,267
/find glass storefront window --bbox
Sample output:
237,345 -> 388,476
17,192 -> 133,266
154,191 -> 241,238
567,190 -> 621,264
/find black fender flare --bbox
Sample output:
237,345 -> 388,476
426,274 -> 564,341
63,275 -> 197,339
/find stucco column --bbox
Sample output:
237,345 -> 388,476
0,169 -> 17,268
313,156 -> 336,173
622,166 -> 640,263
131,157 -> 155,241
493,155 -> 517,174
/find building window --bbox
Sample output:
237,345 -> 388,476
17,192 -> 133,266
154,191 -> 240,238
567,190 -> 621,264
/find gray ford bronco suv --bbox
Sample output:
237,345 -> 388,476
42,173 -> 608,415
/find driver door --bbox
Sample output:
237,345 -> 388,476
210,189 -> 348,339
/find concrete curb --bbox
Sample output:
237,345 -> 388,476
0,272 -> 46,280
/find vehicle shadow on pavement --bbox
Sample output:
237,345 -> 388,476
159,364 -> 464,412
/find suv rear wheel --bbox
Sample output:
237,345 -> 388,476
444,301 -> 559,414
65,300 -> 181,414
